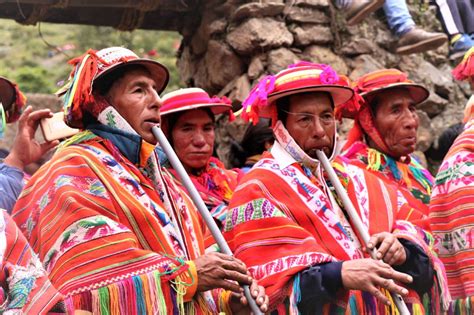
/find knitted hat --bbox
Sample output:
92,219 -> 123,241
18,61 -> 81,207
452,47 -> 474,81
59,47 -> 169,128
161,88 -> 232,117
240,61 -> 354,125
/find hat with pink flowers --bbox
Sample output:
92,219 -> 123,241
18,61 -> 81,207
240,61 -> 355,126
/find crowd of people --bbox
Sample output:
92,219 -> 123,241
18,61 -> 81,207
1,21 -> 474,315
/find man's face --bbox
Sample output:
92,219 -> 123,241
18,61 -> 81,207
370,89 -> 419,158
171,109 -> 215,173
106,68 -> 162,144
284,92 -> 335,158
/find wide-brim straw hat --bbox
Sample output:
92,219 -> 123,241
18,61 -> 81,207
267,67 -> 354,107
93,47 -> 169,94
161,87 -> 232,116
240,62 -> 355,124
345,68 -> 429,119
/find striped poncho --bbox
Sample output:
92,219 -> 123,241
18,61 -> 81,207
223,141 -> 448,314
166,156 -> 241,226
11,134 -> 230,314
430,119 -> 474,312
0,210 -> 63,314
343,141 -> 433,221
167,156 -> 242,249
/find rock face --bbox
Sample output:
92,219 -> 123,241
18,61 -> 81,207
176,0 -> 468,169
226,18 -> 293,55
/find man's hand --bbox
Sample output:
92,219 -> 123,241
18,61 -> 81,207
341,259 -> 412,306
230,279 -> 269,314
194,252 -> 252,293
4,106 -> 59,171
367,232 -> 407,266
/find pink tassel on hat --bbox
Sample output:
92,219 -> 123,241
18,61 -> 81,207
211,95 -> 236,121
241,75 -> 275,124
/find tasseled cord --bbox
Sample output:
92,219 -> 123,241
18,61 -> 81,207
61,49 -> 108,129
240,75 -> 275,125
366,149 -> 432,194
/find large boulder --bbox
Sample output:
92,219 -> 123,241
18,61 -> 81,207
231,2 -> 285,21
267,47 -> 299,74
290,24 -> 333,46
304,45 -> 348,75
194,40 -> 245,94
226,18 -> 293,55
284,6 -> 330,24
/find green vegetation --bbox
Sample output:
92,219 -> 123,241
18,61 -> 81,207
0,19 -> 182,94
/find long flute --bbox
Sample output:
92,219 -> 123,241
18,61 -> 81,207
152,125 -> 263,315
315,150 -> 410,315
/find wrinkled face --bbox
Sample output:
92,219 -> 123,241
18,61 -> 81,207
284,93 -> 335,158
106,68 -> 162,144
370,89 -> 419,158
171,109 -> 215,173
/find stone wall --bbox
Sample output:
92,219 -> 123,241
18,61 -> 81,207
177,0 -> 471,169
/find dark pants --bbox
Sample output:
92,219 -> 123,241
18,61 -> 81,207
435,0 -> 474,35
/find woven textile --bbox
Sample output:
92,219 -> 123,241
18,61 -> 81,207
223,141 -> 446,313
343,141 -> 433,223
11,134 -> 227,314
0,210 -> 63,314
430,119 -> 474,308
167,157 -> 241,225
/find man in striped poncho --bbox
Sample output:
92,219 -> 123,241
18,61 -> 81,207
224,62 -> 448,314
11,47 -> 268,314
430,47 -> 474,313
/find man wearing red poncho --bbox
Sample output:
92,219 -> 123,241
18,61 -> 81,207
223,62 -> 449,314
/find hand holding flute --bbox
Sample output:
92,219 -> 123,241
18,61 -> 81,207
152,125 -> 267,315
316,150 -> 411,314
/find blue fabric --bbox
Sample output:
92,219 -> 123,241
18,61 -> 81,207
396,238 -> 434,295
383,0 -> 415,36
0,163 -> 24,213
88,123 -> 143,166
298,261 -> 343,314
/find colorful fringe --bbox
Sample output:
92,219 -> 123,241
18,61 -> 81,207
450,296 -> 474,315
64,269 -> 202,315
366,148 -> 432,195
57,130 -> 97,150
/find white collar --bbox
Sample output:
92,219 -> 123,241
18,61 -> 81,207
270,141 -> 298,169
